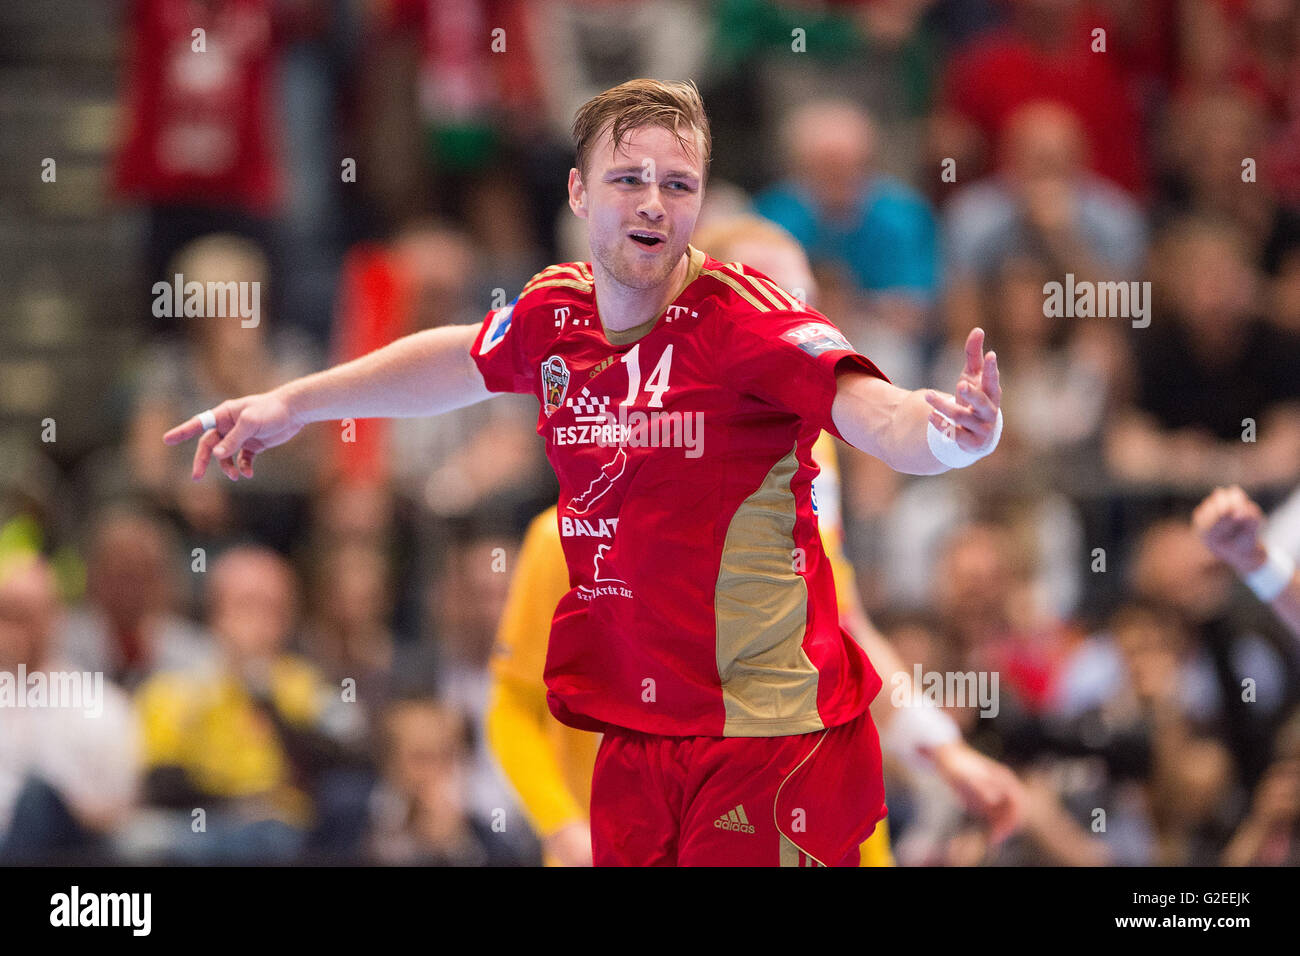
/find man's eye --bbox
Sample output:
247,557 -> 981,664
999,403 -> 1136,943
667,182 -> 693,191
617,176 -> 641,185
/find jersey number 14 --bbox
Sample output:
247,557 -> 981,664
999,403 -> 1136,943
621,343 -> 674,408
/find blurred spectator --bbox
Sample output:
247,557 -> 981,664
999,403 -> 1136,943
1124,518 -> 1300,788
418,526 -> 541,862
930,521 -> 1079,726
309,477 -> 398,551
708,0 -> 943,187
531,0 -> 707,147
933,0 -> 1145,195
273,0 -> 359,343
300,541 -> 395,728
113,0 -> 282,326
968,254 -> 1125,462
361,0 -> 549,239
57,506 -> 212,689
757,99 -> 939,386
0,556 -> 139,861
330,220 -> 549,516
123,234 -> 323,551
1175,0 -> 1300,127
1106,217 -> 1300,492
1158,88 -> 1300,272
365,697 -> 526,864
880,458 -> 1087,624
328,220 -> 477,487
1224,706 -> 1300,865
1047,603 -> 1238,865
1110,606 -> 1237,865
129,546 -> 359,862
942,100 -> 1146,336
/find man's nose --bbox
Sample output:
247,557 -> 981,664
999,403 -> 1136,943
637,183 -> 665,220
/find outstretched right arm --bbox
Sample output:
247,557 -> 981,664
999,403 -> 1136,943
163,324 -> 489,481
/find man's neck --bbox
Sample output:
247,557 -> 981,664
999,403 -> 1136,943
593,250 -> 692,334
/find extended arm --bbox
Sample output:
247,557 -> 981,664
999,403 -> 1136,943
831,328 -> 1003,475
163,324 -> 490,481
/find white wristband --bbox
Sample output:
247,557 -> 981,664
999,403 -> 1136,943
197,409 -> 217,432
1243,546 -> 1296,603
927,407 -> 1003,469
883,702 -> 961,772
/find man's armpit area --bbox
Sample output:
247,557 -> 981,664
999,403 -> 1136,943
833,352 -> 891,385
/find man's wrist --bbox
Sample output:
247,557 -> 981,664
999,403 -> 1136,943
275,381 -> 312,427
1227,543 -> 1270,577
884,700 -> 962,772
1241,544 -> 1296,603
926,407 -> 1003,469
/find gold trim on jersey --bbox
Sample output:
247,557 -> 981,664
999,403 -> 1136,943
536,262 -> 591,284
524,277 -> 595,297
701,260 -> 806,314
700,265 -> 770,312
715,443 -> 825,737
725,261 -> 802,312
521,263 -> 594,299
600,245 -> 707,346
603,312 -> 661,346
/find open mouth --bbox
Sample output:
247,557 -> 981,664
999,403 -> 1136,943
628,232 -> 665,248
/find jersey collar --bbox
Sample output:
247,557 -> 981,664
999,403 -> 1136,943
602,245 -> 707,346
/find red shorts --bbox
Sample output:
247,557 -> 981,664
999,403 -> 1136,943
590,708 -> 887,866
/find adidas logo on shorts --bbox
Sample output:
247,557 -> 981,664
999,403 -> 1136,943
714,804 -> 756,834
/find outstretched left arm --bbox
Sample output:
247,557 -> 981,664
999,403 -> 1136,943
831,327 -> 1003,475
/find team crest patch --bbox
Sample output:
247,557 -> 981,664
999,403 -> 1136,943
542,355 -> 571,416
781,322 -> 853,357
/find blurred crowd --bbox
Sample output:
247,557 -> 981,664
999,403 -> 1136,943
4,0 -> 1300,865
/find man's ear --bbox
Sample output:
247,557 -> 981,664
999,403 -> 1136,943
568,168 -> 587,219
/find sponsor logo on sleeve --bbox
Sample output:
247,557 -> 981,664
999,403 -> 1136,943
781,322 -> 853,357
479,301 -> 515,355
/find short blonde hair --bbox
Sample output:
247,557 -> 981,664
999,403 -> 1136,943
572,78 -> 711,178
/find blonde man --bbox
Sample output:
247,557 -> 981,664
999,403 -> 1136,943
169,80 -> 1007,865
487,217 -> 1023,865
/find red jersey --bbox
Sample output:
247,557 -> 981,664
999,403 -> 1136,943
471,246 -> 888,737
113,0 -> 279,213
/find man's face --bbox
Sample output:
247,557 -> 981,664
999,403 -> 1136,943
569,123 -> 704,290
210,558 -> 296,662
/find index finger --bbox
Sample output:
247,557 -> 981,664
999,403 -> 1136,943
164,416 -> 208,446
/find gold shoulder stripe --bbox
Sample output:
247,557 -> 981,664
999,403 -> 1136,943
751,275 -> 803,312
521,277 -> 593,297
527,263 -> 587,286
733,267 -> 797,312
719,260 -> 804,312
521,265 -> 594,296
701,266 -> 773,313
725,262 -> 803,311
